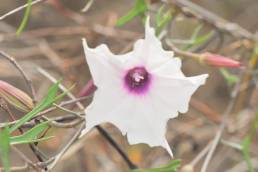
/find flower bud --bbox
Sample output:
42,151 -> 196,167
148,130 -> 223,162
78,79 -> 96,97
0,80 -> 34,112
201,53 -> 242,68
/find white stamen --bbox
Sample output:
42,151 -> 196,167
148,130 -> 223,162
133,73 -> 144,82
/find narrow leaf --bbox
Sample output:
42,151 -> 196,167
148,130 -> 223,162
9,81 -> 61,133
220,68 -> 239,85
155,6 -> 172,36
0,127 -> 10,172
16,0 -> 33,35
11,136 -> 53,145
116,0 -> 147,27
183,24 -> 213,50
242,136 -> 254,172
10,122 -> 50,145
192,31 -> 213,46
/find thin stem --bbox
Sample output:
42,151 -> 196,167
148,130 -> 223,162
96,126 -> 138,169
164,0 -> 255,41
190,142 -> 212,166
48,123 -> 85,170
0,0 -> 46,21
166,40 -> 200,60
11,146 -> 41,171
200,74 -> 241,172
0,51 -> 36,103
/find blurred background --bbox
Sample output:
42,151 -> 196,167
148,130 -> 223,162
0,0 -> 258,172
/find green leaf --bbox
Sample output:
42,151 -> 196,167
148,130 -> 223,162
0,127 -> 10,172
116,0 -> 147,27
16,0 -> 32,35
9,81 -> 61,133
191,32 -> 213,46
182,24 -> 213,50
220,68 -> 239,85
53,84 -> 75,103
182,24 -> 203,50
11,136 -> 53,145
191,25 -> 203,40
10,122 -> 51,145
242,136 -> 254,172
155,6 -> 173,36
132,159 -> 181,172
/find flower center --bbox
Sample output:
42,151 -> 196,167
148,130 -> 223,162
124,67 -> 151,94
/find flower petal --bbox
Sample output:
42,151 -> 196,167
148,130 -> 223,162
126,98 -> 173,156
151,57 -> 184,78
119,39 -> 146,69
144,17 -> 175,69
123,17 -> 175,71
81,85 -> 174,156
81,84 -> 134,136
152,74 -> 208,114
145,16 -> 161,47
82,39 -> 122,88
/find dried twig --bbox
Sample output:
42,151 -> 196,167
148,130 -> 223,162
0,0 -> 47,21
48,123 -> 85,170
0,51 -> 36,103
200,76 -> 242,172
190,142 -> 212,166
164,0 -> 256,42
11,146 -> 41,171
96,126 -> 138,169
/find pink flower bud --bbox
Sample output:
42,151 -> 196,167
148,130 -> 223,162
78,79 -> 96,97
202,53 -> 242,68
0,80 -> 34,112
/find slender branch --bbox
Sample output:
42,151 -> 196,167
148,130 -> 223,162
48,123 -> 85,170
0,0 -> 47,21
0,158 -> 55,171
166,40 -> 200,59
53,103 -> 84,118
0,51 -> 36,103
0,164 -> 29,172
220,139 -> 242,151
190,142 -> 212,166
96,126 -> 138,169
200,75 -> 242,172
11,146 -> 41,171
164,0 -> 256,42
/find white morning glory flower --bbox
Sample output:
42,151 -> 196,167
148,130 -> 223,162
81,18 -> 208,157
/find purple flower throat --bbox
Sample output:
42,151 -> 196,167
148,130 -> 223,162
124,67 -> 151,95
